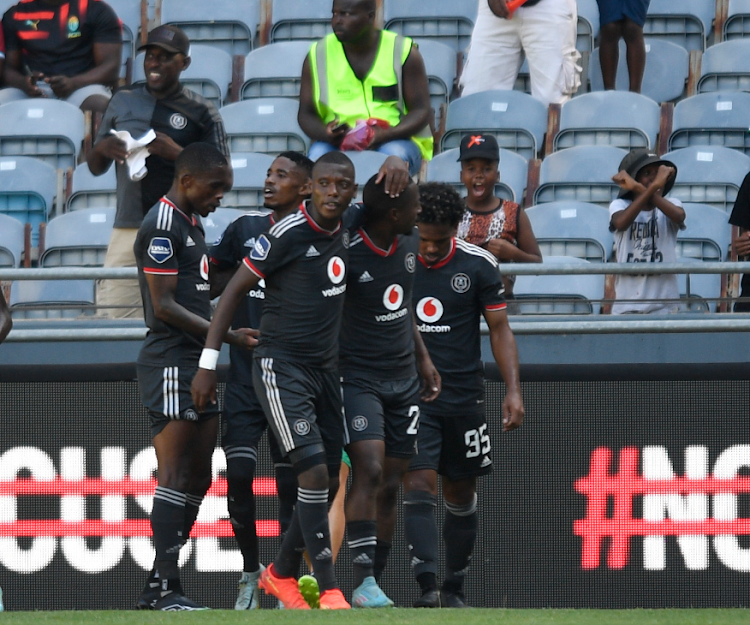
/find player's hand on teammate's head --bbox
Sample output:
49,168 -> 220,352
376,155 -> 410,198
502,390 -> 524,432
191,368 -> 218,413
227,327 -> 260,350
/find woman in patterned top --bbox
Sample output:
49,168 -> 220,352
455,133 -> 542,297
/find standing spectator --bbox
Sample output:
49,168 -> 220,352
0,289 -> 11,343
460,0 -> 581,107
729,172 -> 750,312
609,149 -> 685,314
596,0 -> 651,92
87,25 -> 229,318
0,0 -> 122,112
298,0 -> 433,176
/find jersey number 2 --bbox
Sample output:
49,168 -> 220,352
406,406 -> 420,435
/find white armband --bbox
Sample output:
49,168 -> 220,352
198,348 -> 220,371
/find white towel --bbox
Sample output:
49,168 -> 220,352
109,128 -> 157,181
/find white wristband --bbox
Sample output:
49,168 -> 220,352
198,348 -> 220,371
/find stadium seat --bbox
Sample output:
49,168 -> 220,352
202,207 -> 244,247
525,201 -> 614,262
0,213 -> 25,268
676,257 -> 719,312
0,156 -> 57,246
220,99 -> 309,155
661,146 -> 750,212
67,163 -> 118,212
344,151 -> 388,201
668,91 -> 750,155
269,0 -> 332,42
161,0 -> 259,57
553,91 -> 660,152
513,256 -> 605,314
724,0 -> 750,40
643,0 -> 715,52
588,39 -> 688,103
240,41 -> 311,100
9,279 -> 96,319
0,99 -> 85,170
40,208 -> 115,268
383,0 -> 477,52
576,0 -> 600,52
413,39 -> 457,125
106,0 -> 142,78
533,145 -> 627,207
677,203 -> 731,262
133,45 -> 233,108
696,39 -> 750,94
425,147 -> 527,204
223,152 -> 275,210
441,90 -> 548,160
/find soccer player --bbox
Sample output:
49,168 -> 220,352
192,151 -> 357,610
340,175 -> 440,607
134,142 -> 255,610
401,182 -> 524,608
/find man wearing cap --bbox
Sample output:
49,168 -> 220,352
87,25 -> 229,318
609,148 -> 685,314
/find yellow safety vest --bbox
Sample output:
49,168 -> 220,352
309,31 -> 433,161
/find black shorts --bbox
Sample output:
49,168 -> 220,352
342,376 -> 421,459
221,381 -> 286,465
137,363 -> 219,438
252,356 -> 344,472
408,411 -> 492,480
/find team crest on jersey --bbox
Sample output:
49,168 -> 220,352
294,419 -> 311,436
250,234 -> 271,261
148,237 -> 173,264
383,284 -> 404,311
405,252 -> 416,273
67,16 -> 80,37
352,416 -> 368,432
416,297 -> 444,323
451,273 -> 471,294
327,257 -> 346,284
342,230 -> 350,248
183,409 -> 198,421
200,255 -> 209,281
170,113 -> 188,130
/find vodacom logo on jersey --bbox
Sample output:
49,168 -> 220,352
322,256 -> 346,297
416,297 -> 451,332
375,285 -> 408,322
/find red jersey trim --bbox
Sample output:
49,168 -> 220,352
13,11 -> 55,20
242,258 -> 265,279
300,202 -> 341,236
418,238 -> 456,270
485,302 -> 508,312
358,228 -> 396,257
18,31 -> 49,39
59,2 -> 68,35
143,268 -> 178,275
160,196 -> 197,227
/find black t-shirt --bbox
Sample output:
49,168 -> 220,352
729,171 -> 750,306
414,238 -> 507,417
135,197 -> 212,366
2,0 -> 121,77
210,210 -> 274,383
243,201 -> 349,370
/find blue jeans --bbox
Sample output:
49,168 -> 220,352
308,139 -> 422,176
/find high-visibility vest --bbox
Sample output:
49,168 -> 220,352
309,31 -> 433,161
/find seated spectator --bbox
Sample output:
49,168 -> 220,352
729,171 -> 750,312
460,0 -> 581,107
609,149 -> 686,314
596,0 -> 651,92
0,288 -> 11,343
455,134 -> 542,300
0,0 -> 122,113
298,0 -> 433,176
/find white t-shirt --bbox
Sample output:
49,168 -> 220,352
609,196 -> 685,315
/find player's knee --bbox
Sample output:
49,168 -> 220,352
622,18 -> 644,42
295,461 -> 330,491
226,456 -> 257,487
404,471 -> 438,496
157,465 -> 192,492
352,456 -> 383,491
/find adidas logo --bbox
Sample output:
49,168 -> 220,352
244,237 -> 256,248
186,236 -> 195,247
481,456 -> 492,468
306,245 -> 320,257
410,556 -> 424,567
315,547 -> 333,560
352,554 -> 372,565
358,271 -> 374,283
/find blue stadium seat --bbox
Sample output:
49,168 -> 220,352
0,156 -> 57,246
106,0 -> 142,78
202,207 -> 245,247
533,145 -> 627,207
269,0 -> 332,42
425,147 -> 527,204
383,0 -> 477,52
223,152 -> 275,210
677,203 -> 731,262
588,39 -> 688,103
576,0 -> 600,52
661,146 -> 750,212
161,0 -> 259,57
9,279 -> 96,319
67,163 -> 117,212
220,99 -> 309,155
0,213 -> 25,268
668,91 -> 750,155
724,0 -> 750,40
525,201 -> 614,262
441,90 -> 548,160
676,257 -> 719,313
554,91 -> 660,151
0,99 -> 85,170
644,0 -> 715,52
133,45 -> 233,108
241,41 -> 311,100
413,39 -> 457,125
513,256 -> 605,314
697,39 -> 750,94
40,207 -> 115,267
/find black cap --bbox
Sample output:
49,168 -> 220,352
617,148 -> 677,198
457,134 -> 500,162
138,25 -> 190,56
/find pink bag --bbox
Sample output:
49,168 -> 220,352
340,118 -> 390,151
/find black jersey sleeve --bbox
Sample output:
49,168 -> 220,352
139,223 -> 183,276
475,249 -> 508,313
242,225 -> 299,279
92,1 -> 124,44
210,218 -> 243,268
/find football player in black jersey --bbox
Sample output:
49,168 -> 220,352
134,143 -> 256,611
402,182 -> 524,608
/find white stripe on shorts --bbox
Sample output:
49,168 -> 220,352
260,357 -> 295,451
162,366 -> 179,418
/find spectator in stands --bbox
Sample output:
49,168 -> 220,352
455,133 -> 542,301
460,0 -> 581,107
87,25 -> 229,319
0,290 -> 11,343
0,24 -> 6,83
729,172 -> 750,312
298,0 -> 433,176
596,0 -> 651,93
609,149 -> 685,314
0,0 -> 122,113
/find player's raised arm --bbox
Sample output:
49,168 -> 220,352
483,308 -> 524,431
